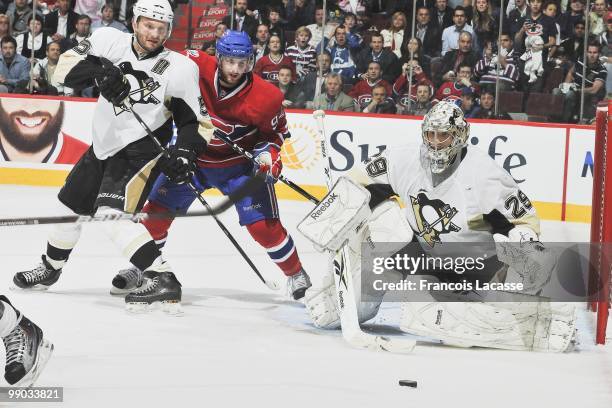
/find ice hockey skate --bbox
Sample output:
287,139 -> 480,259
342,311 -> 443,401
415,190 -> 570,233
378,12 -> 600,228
125,271 -> 182,314
287,269 -> 312,300
13,256 -> 62,291
2,315 -> 53,387
110,266 -> 144,296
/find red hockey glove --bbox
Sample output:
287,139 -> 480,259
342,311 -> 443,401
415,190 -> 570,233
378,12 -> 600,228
252,142 -> 282,184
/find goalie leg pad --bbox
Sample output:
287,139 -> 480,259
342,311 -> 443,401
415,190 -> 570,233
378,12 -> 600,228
399,301 -> 577,352
305,199 -> 412,329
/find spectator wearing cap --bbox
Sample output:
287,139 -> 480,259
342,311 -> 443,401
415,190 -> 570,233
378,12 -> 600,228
399,83 -> 433,115
559,0 -> 587,39
356,32 -> 400,84
436,31 -> 479,86
441,6 -> 475,56
349,60 -> 393,111
91,3 -> 129,33
459,86 -> 481,118
474,34 -> 519,92
589,0 -> 607,37
0,36 -> 30,93
514,0 -> 557,60
307,72 -> 356,111
361,83 -> 396,113
16,14 -> 48,60
44,0 -> 79,42
553,42 -> 607,122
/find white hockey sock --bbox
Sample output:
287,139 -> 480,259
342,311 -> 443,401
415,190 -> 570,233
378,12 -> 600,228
47,223 -> 83,269
0,301 -> 20,338
97,207 -> 163,271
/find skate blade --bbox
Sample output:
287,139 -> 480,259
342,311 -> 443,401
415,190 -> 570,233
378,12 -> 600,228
10,284 -> 51,292
126,300 -> 183,315
13,339 -> 54,388
109,287 -> 139,296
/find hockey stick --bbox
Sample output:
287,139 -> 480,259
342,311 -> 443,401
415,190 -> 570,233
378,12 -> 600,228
126,102 -> 280,292
212,131 -> 320,204
313,110 -> 416,353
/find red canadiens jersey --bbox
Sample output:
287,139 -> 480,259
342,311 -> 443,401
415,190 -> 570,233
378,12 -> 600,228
55,133 -> 89,164
0,132 -> 88,164
347,78 -> 393,109
434,81 -> 480,103
253,55 -> 296,86
184,50 -> 290,168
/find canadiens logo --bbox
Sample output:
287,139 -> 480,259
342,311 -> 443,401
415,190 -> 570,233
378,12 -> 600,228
410,192 -> 460,247
113,62 -> 161,115
266,72 -> 279,81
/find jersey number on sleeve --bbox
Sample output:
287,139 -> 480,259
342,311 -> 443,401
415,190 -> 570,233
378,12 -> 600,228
504,190 -> 533,218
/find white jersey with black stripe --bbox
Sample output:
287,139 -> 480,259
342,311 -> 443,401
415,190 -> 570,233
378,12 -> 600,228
55,27 -> 205,160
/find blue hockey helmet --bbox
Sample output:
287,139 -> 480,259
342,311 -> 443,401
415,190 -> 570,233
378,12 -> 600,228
216,30 -> 254,71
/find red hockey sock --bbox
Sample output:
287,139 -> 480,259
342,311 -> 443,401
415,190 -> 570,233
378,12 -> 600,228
246,219 -> 302,276
141,201 -> 175,249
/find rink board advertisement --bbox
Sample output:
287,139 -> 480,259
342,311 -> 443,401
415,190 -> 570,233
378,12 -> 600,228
0,94 -> 596,223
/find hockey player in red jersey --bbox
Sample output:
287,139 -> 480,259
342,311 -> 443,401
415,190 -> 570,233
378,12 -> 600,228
111,30 -> 312,300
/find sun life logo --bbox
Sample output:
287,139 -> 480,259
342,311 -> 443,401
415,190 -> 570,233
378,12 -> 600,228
281,122 -> 322,170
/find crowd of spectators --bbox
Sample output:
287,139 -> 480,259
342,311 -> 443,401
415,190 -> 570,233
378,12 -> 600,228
230,0 -> 610,123
0,0 -> 609,123
0,0 -> 130,95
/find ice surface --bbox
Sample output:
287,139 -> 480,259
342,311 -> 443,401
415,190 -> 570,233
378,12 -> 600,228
0,186 -> 609,408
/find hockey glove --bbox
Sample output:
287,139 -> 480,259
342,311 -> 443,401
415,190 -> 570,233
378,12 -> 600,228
252,142 -> 282,184
95,57 -> 131,106
159,146 -> 197,185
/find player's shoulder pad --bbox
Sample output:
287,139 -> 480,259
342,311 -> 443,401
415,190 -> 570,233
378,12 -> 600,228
463,145 -> 516,183
90,26 -> 129,43
182,48 -> 214,67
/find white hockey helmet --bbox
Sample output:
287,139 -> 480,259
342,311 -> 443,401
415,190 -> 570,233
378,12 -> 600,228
132,0 -> 174,38
421,101 -> 469,173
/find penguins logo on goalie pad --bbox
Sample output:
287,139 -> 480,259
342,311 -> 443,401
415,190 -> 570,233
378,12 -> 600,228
114,62 -> 161,115
410,192 -> 460,247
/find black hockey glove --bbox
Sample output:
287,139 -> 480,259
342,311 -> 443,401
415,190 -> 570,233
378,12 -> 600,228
95,58 -> 131,106
159,146 -> 197,185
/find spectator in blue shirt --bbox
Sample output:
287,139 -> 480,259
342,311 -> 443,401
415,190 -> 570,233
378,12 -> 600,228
0,36 -> 30,93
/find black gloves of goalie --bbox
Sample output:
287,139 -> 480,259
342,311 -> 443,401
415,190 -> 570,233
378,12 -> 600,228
158,146 -> 198,185
95,57 -> 130,106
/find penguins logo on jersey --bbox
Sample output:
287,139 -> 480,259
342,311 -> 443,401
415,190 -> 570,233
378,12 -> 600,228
114,62 -> 161,115
410,192 -> 461,247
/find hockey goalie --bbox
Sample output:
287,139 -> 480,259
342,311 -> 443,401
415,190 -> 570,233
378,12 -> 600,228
298,101 -> 577,352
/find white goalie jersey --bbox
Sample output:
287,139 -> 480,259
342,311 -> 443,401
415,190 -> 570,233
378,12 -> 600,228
354,143 -> 540,257
53,27 -> 207,160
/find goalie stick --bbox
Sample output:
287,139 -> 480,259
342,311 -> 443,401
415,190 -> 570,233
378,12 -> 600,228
313,109 -> 416,353
124,94 -> 280,292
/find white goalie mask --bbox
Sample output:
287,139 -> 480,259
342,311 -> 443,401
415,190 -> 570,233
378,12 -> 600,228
133,0 -> 174,39
421,101 -> 469,174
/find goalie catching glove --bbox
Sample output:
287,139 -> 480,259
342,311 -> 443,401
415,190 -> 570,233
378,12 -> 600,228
252,142 -> 282,184
95,57 -> 131,106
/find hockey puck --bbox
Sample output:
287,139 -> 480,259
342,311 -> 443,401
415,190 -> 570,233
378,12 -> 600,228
398,380 -> 417,388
